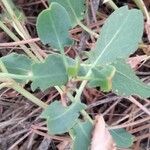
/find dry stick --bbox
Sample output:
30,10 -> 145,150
112,103 -> 149,125
102,99 -> 121,116
125,111 -> 148,124
8,129 -> 29,139
1,0 -> 44,62
113,96 -> 150,125
127,105 -> 136,131
31,125 -> 47,131
128,96 -> 150,116
8,131 -> 32,150
129,124 -> 150,134
88,96 -> 119,109
109,116 -> 150,130
32,129 -> 71,142
0,118 -> 23,129
89,0 -> 99,30
10,92 -> 59,130
0,38 -> 40,47
41,0 -> 48,8
21,0 -> 47,6
104,0 -> 118,10
0,21 -> 38,62
135,133 -> 150,141
27,133 -> 36,150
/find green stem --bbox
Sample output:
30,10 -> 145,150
77,21 -> 99,38
66,0 -> 99,38
67,92 -> 93,123
56,86 -> 94,124
0,21 -> 39,62
0,58 -> 47,109
1,0 -> 44,62
75,76 -> 91,81
107,0 -> 119,10
60,47 -> 68,69
12,82 -> 47,109
75,80 -> 88,101
133,0 -> 150,21
0,59 -> 8,73
0,83 -> 9,90
0,73 -> 31,80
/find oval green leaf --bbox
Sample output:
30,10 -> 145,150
88,6 -> 144,65
112,59 -> 150,98
37,2 -> 73,50
41,101 -> 86,135
70,120 -> 93,150
1,53 -> 32,83
110,128 -> 134,148
31,54 -> 68,91
49,0 -> 86,27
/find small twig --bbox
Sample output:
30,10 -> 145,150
31,129 -> 70,141
41,0 -> 48,8
127,96 -> 150,116
103,0 -> 119,10
112,103 -> 149,125
0,38 -> 40,47
8,131 -> 32,150
109,116 -> 150,130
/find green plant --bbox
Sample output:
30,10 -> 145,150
0,1 -> 150,149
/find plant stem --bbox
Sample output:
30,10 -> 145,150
133,0 -> 150,21
75,76 -> 91,81
67,92 -> 93,123
12,82 -> 47,109
60,46 -> 68,69
77,21 -> 99,38
75,80 -> 88,101
1,0 -> 44,62
55,86 -> 94,123
0,59 -> 47,109
0,73 -> 31,80
0,21 -> 39,62
107,0 -> 119,10
0,59 -> 8,73
0,83 -> 9,90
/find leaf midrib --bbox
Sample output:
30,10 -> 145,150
6,66 -> 30,73
85,10 -> 131,80
33,73 -> 67,79
115,69 -> 150,90
48,7 -> 63,51
110,129 -> 133,145
49,102 -> 81,121
93,11 -> 130,67
78,123 -> 90,141
66,0 -> 79,23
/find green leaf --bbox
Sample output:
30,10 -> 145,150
88,6 -> 144,65
70,120 -> 93,150
49,0 -> 86,27
41,101 -> 86,135
1,53 -> 32,82
110,128 -> 134,148
31,54 -> 68,91
88,65 -> 116,92
112,60 -> 150,98
37,2 -> 73,49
